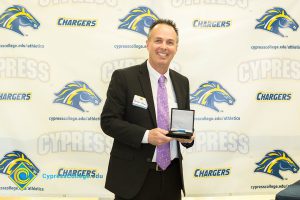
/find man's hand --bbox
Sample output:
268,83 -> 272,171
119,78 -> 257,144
148,128 -> 173,146
176,133 -> 195,144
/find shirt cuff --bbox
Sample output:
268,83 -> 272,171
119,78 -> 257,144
142,130 -> 149,143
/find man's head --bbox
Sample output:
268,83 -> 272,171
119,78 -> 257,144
148,19 -> 178,41
146,19 -> 178,74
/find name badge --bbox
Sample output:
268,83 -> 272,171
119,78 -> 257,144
132,95 -> 148,109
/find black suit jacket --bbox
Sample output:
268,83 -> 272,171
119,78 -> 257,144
101,61 -> 193,199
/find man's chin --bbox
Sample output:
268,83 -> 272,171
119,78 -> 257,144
157,62 -> 171,68
157,58 -> 170,64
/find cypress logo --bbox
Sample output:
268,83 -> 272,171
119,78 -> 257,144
0,151 -> 39,190
190,81 -> 235,112
255,150 -> 299,179
255,7 -> 298,37
0,5 -> 40,36
53,81 -> 101,112
118,6 -> 159,36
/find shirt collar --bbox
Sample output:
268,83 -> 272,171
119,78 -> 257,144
147,60 -> 170,83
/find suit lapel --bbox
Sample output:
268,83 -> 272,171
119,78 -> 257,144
138,62 -> 157,127
169,70 -> 184,109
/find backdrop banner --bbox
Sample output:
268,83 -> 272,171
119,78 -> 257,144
0,0 -> 299,198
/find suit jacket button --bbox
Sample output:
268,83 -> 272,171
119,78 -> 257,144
146,158 -> 152,162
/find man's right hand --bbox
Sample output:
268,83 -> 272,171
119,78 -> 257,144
148,128 -> 173,146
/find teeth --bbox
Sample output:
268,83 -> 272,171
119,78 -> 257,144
158,52 -> 167,57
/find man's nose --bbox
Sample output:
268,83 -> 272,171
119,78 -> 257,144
160,42 -> 167,49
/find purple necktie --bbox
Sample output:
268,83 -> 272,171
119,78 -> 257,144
156,75 -> 171,170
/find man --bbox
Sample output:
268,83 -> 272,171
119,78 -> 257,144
101,19 -> 194,200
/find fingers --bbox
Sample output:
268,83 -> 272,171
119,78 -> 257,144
156,128 -> 169,135
176,134 -> 195,144
148,128 -> 173,146
190,134 -> 195,141
176,138 -> 193,143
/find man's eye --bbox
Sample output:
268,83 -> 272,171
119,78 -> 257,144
167,41 -> 175,45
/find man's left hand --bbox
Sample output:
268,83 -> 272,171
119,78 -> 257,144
176,134 -> 195,144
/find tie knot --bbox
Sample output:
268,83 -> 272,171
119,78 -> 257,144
158,75 -> 166,85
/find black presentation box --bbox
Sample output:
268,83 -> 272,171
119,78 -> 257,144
166,108 -> 195,139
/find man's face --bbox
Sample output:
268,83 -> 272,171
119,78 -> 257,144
146,24 -> 178,71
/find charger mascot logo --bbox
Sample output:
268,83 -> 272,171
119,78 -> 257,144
255,150 -> 299,179
0,151 -> 39,190
0,5 -> 40,36
190,81 -> 235,112
118,6 -> 159,36
255,7 -> 298,37
54,81 -> 101,112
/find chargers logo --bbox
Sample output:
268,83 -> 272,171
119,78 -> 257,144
0,5 -> 40,36
190,81 -> 235,112
54,81 -> 101,112
0,151 -> 39,190
255,7 -> 298,37
257,92 -> 291,101
193,20 -> 231,28
57,18 -> 97,27
118,6 -> 159,36
58,168 -> 96,177
194,168 -> 231,178
0,93 -> 31,101
255,150 -> 299,179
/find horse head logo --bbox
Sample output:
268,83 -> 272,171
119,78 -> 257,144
54,81 -> 101,112
190,81 -> 235,112
255,7 -> 298,37
0,5 -> 40,36
255,150 -> 299,179
0,151 -> 39,176
118,6 -> 159,36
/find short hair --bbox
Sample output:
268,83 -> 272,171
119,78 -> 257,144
148,19 -> 179,39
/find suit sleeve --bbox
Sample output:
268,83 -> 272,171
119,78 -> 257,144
181,77 -> 194,148
100,70 -> 146,149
